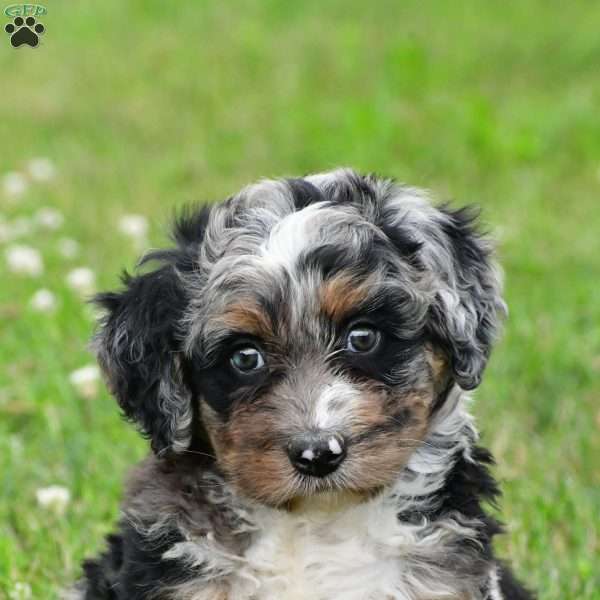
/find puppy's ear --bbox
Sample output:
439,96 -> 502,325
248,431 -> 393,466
93,262 -> 191,456
425,206 -> 506,390
381,191 -> 506,390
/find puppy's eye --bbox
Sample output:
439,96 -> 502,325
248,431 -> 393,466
230,347 -> 265,373
346,326 -> 380,353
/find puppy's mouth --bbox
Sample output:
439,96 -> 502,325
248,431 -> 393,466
281,468 -> 370,508
285,479 -> 370,512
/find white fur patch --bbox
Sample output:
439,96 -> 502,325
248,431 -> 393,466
162,536 -> 243,581
313,380 -> 359,429
305,167 -> 356,191
229,497 -> 481,600
487,565 -> 504,600
258,202 -> 331,274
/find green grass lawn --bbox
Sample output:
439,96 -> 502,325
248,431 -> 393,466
1,1 -> 599,597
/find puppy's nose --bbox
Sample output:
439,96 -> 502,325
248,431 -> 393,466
287,433 -> 346,477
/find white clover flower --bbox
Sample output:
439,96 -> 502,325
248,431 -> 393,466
2,171 -> 28,199
27,157 -> 57,182
35,207 -> 64,230
9,582 -> 32,600
57,237 -> 79,259
30,289 -> 57,312
5,244 -> 43,276
66,267 -> 95,295
35,485 -> 71,515
69,364 -> 100,399
119,214 -> 149,239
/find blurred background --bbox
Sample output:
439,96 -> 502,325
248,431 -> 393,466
1,1 -> 599,598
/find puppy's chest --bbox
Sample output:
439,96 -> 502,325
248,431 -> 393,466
237,517 -> 380,599
227,505 -> 464,600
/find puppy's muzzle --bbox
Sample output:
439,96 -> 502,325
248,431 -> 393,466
287,433 -> 346,477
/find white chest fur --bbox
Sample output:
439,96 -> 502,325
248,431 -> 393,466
228,493 -> 476,600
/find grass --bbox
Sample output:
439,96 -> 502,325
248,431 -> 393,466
1,1 -> 599,597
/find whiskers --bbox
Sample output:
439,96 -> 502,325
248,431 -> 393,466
180,448 -> 218,460
324,347 -> 345,362
395,437 -> 439,451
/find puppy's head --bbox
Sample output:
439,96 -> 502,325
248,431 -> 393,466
95,169 -> 506,506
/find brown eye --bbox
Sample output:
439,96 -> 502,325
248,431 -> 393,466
230,347 -> 265,373
346,326 -> 380,353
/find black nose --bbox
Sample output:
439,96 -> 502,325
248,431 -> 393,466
287,433 -> 346,477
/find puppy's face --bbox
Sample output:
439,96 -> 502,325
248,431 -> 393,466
188,238 -> 448,505
95,170 -> 505,507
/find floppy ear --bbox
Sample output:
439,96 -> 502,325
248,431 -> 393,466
93,263 -> 192,455
380,188 -> 506,390
424,205 -> 507,390
93,206 -> 213,454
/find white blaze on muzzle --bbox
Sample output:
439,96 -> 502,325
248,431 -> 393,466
313,379 -> 361,431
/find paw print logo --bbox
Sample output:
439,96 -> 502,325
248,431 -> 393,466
5,16 -> 45,48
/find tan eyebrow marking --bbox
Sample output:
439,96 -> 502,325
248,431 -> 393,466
319,272 -> 374,323
220,301 -> 274,339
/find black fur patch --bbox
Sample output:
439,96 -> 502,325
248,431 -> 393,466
94,266 -> 189,454
327,171 -> 377,206
81,521 -> 192,600
497,561 -> 537,599
81,534 -> 123,600
172,204 -> 213,248
93,207 -> 213,455
286,178 -> 325,210
188,338 -> 275,416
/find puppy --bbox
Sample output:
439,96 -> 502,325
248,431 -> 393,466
74,169 -> 534,599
